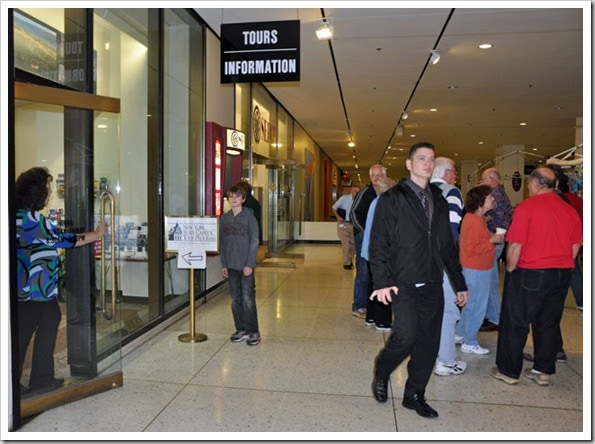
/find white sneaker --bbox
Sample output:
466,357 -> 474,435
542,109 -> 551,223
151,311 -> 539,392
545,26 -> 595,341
454,334 -> 464,345
434,361 -> 467,376
461,343 -> 490,355
375,325 -> 391,332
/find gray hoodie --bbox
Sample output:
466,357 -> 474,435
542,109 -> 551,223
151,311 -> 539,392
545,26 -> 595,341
219,206 -> 259,270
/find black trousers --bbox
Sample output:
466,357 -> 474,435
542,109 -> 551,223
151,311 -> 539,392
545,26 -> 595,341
374,283 -> 444,398
18,299 -> 62,388
496,268 -> 572,378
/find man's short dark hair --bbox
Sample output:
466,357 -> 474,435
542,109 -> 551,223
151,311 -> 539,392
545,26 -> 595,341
408,142 -> 435,159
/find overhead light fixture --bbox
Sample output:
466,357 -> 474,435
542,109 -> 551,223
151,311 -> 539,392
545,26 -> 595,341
401,111 -> 408,120
430,50 -> 441,65
316,21 -> 333,40
395,125 -> 404,136
348,141 -> 355,148
478,43 -> 493,49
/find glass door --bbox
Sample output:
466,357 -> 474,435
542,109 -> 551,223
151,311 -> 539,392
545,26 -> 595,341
267,164 -> 295,254
14,85 -> 123,419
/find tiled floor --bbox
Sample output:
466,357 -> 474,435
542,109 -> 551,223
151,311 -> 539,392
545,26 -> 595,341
15,244 -> 587,438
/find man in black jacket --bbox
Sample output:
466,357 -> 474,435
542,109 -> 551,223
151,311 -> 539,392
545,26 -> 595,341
368,142 -> 468,419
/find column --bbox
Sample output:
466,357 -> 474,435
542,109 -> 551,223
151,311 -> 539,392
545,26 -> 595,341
461,158 -> 479,197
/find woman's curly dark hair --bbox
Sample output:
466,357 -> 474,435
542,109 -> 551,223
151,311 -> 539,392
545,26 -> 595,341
15,167 -> 53,211
464,184 -> 492,213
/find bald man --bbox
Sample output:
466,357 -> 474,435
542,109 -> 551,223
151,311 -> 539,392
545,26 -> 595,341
491,167 -> 582,386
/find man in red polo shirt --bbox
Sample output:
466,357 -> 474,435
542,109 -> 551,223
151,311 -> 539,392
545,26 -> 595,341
491,167 -> 582,386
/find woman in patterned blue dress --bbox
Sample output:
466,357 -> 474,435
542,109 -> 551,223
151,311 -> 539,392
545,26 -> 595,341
16,167 -> 107,396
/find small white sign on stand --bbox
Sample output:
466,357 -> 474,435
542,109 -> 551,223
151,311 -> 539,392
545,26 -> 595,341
177,246 -> 206,270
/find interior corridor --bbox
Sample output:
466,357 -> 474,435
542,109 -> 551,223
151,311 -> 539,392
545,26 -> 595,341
16,243 -> 586,438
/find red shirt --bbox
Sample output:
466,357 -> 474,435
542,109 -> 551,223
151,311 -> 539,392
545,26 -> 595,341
564,192 -> 583,222
506,192 -> 582,269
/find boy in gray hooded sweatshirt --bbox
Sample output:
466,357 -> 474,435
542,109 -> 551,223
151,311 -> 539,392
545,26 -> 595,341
220,184 -> 261,345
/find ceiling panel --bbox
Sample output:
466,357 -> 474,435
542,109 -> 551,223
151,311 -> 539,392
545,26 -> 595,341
196,5 -> 585,183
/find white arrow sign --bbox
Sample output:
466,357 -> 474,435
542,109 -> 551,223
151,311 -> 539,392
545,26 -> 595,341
177,246 -> 206,269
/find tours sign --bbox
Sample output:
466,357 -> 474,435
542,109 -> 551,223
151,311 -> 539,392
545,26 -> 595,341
221,20 -> 300,84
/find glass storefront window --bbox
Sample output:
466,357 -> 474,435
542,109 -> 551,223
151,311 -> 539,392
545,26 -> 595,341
163,9 -> 203,312
94,9 -> 154,331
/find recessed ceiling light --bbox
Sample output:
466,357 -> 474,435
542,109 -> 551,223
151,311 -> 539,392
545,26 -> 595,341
430,108 -> 438,112
520,122 -> 527,126
447,85 -> 458,89
478,141 -> 484,145
478,43 -> 493,49
532,148 -> 538,151
348,141 -> 355,147
409,134 -> 416,138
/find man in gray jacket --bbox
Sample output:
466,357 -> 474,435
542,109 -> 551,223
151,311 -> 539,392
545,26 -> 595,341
368,142 -> 468,419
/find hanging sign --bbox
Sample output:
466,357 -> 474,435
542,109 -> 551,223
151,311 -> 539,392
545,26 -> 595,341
220,20 -> 300,84
512,171 -> 522,191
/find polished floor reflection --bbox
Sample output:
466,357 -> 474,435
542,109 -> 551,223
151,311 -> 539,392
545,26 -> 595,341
16,244 -> 587,438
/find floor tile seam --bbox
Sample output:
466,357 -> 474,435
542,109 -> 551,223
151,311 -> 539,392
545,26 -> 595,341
180,382 -> 393,402
422,398 -> 584,413
255,270 -> 297,307
560,364 -> 584,379
256,332 -> 385,343
140,382 -> 193,432
134,337 -> 231,432
274,284 -> 355,289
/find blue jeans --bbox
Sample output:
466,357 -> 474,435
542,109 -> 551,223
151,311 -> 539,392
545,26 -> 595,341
485,242 -> 505,324
436,271 -> 461,365
353,231 -> 371,311
228,269 -> 259,334
457,268 -> 491,346
496,268 -> 571,378
570,253 -> 582,307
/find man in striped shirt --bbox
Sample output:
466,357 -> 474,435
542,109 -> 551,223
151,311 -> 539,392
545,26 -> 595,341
430,157 -> 467,376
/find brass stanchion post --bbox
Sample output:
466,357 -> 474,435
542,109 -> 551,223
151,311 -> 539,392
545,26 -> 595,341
178,269 -> 208,343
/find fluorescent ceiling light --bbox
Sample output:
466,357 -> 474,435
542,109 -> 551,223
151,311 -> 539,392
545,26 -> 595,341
430,50 -> 441,65
316,23 -> 333,40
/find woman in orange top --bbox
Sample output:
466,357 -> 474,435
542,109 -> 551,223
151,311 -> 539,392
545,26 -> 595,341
456,185 -> 505,355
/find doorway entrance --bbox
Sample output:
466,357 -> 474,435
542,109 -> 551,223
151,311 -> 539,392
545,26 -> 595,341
15,82 -> 123,419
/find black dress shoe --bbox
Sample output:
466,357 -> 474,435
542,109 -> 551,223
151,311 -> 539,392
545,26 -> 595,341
402,393 -> 439,418
29,377 -> 65,394
372,377 -> 388,403
20,385 -> 32,399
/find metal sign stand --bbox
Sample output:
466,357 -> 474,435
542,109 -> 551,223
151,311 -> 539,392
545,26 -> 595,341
178,270 -> 208,343
164,216 -> 217,344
